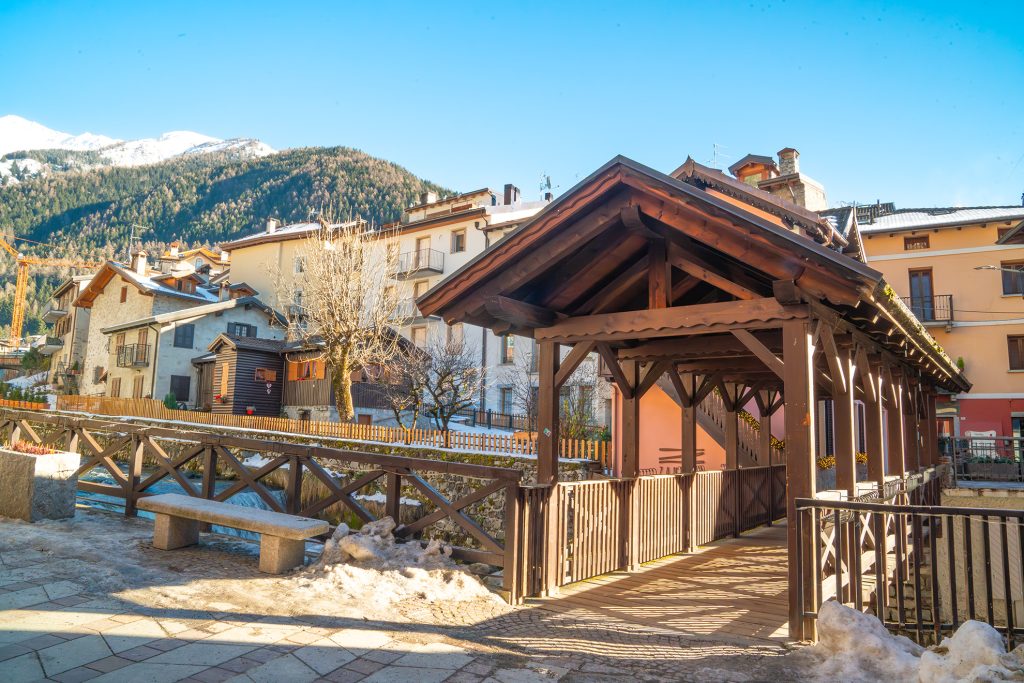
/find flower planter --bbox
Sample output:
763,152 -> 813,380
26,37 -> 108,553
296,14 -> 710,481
0,448 -> 80,521
963,462 -> 1021,481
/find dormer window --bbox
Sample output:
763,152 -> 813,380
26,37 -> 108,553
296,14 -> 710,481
175,278 -> 196,294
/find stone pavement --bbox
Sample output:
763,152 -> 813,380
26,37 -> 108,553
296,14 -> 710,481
0,509 -> 809,682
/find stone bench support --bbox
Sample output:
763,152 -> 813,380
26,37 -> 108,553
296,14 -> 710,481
138,493 -> 329,574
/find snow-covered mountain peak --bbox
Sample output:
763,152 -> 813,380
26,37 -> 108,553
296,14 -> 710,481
0,115 -> 275,174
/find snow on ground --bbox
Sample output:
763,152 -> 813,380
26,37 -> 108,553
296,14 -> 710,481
0,507 -> 507,627
3,371 -> 47,389
787,601 -> 1024,682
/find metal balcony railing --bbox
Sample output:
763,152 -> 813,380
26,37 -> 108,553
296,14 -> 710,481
394,248 -> 444,278
901,294 -> 953,324
116,344 -> 151,368
390,301 -> 419,322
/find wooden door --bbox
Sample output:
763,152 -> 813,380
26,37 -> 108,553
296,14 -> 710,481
909,269 -> 934,321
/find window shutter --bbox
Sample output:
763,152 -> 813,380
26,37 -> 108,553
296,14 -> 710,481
314,360 -> 327,380
287,361 -> 298,381
220,362 -> 229,396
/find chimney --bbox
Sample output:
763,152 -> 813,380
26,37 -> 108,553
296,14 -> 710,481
778,148 -> 800,176
132,250 -> 148,276
220,250 -> 229,263
420,191 -> 438,205
544,191 -> 553,202
503,183 -> 520,205
266,218 -> 279,234
169,241 -> 179,258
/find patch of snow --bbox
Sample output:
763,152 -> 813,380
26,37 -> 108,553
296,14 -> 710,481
98,130 -> 219,167
4,371 -> 48,389
792,601 -> 1024,683
0,114 -> 119,157
296,516 -> 501,609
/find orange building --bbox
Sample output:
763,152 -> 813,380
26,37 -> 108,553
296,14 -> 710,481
852,204 -> 1024,438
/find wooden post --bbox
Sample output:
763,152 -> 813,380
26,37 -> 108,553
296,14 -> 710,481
925,388 -> 939,468
682,401 -> 698,472
784,319 -> 817,641
722,382 -> 740,469
286,455 -> 304,515
758,402 -> 772,466
833,349 -> 857,497
125,435 -> 144,518
386,472 -> 402,522
620,360 -> 641,479
537,341 -> 561,485
863,363 -> 886,487
885,368 -> 906,478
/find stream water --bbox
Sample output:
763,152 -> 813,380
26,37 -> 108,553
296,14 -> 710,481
79,467 -> 286,541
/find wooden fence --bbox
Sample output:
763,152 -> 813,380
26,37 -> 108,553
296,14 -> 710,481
516,464 -> 788,594
55,395 -> 611,468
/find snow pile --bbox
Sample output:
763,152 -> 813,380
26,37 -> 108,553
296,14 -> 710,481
800,601 -> 1024,682
4,371 -> 48,389
295,516 -> 502,608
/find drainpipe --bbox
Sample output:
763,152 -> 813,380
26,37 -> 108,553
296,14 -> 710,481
149,323 -> 162,400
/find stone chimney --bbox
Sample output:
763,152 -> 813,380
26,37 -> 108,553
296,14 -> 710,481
132,250 -> 148,276
220,250 -> 229,263
168,241 -> 180,258
266,218 -> 279,234
420,191 -> 438,205
503,184 -> 521,205
778,148 -> 800,176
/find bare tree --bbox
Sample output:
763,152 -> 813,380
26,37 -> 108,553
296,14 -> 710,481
423,336 -> 484,440
559,357 -> 599,440
381,345 -> 426,437
277,218 -> 401,422
507,354 -> 539,435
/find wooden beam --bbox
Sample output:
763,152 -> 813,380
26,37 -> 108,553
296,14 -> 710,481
596,342 -> 634,399
667,241 -> 759,301
620,360 -> 641,478
648,239 -> 670,309
772,279 -> 803,305
617,332 -> 781,362
553,341 -> 596,389
636,360 -> 671,399
484,296 -> 557,329
620,205 -> 663,241
537,341 -> 560,485
578,255 -> 650,315
731,328 -> 785,379
535,298 -> 807,344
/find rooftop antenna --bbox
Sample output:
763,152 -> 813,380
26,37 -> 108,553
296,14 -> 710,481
127,224 -> 150,261
708,143 -> 729,170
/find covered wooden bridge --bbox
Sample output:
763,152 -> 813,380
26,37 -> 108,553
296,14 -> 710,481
418,155 -> 969,639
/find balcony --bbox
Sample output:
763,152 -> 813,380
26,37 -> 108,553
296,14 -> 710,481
393,249 -> 444,279
43,307 -> 68,323
390,301 -> 419,322
33,335 -> 64,356
116,344 -> 151,368
901,294 -> 953,326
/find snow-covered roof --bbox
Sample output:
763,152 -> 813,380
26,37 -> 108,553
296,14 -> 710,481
100,296 -> 285,334
859,206 -> 1024,233
220,220 -> 365,250
115,263 -> 219,303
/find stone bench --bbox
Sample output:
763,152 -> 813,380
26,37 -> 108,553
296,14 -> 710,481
137,493 -> 329,574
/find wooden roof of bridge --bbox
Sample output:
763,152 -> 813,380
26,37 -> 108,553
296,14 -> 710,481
417,155 -> 969,394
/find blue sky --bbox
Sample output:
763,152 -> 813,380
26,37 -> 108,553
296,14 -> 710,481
1,0 -> 1022,207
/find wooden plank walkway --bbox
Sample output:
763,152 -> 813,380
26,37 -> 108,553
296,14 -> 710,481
533,523 -> 790,644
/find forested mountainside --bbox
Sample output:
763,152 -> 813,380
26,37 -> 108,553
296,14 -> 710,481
0,146 -> 448,338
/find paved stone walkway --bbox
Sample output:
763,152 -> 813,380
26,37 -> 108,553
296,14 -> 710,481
0,510 -> 810,682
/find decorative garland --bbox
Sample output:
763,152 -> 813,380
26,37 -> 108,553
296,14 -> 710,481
816,452 -> 869,470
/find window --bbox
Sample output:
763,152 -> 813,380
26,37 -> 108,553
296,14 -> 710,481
227,322 -> 257,338
500,387 -> 514,414
411,326 -> 427,348
169,376 -> 191,403
110,377 -> 121,398
294,256 -> 305,274
908,269 -> 935,321
114,332 -> 126,353
173,324 -> 195,349
137,329 -> 148,347
1002,262 -> 1024,295
287,359 -> 325,381
904,235 -> 930,251
450,229 -> 466,253
500,334 -> 514,364
413,280 -> 430,299
175,278 -> 195,294
1010,336 -> 1024,371
120,286 -> 128,303
132,376 -> 144,399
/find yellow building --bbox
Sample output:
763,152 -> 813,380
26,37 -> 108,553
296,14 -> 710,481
848,204 -> 1024,437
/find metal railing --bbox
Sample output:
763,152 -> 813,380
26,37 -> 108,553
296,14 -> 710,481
947,435 -> 1024,482
901,294 -> 953,324
115,344 -> 150,368
795,471 -> 1024,648
394,248 -> 444,277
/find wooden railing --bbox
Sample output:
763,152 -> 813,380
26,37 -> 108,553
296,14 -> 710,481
517,464 -> 788,594
791,466 -> 1024,647
699,390 -> 784,464
0,408 -> 533,603
54,396 -> 611,468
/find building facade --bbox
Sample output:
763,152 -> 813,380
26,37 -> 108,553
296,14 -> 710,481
855,205 -> 1024,438
40,275 -> 92,392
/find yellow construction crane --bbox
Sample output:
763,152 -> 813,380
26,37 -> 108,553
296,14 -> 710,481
0,235 -> 102,346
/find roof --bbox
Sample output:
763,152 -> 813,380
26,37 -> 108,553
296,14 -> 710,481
220,219 -> 366,251
417,154 -> 967,393
73,261 -> 220,308
406,187 -> 491,213
858,206 -> 1024,234
673,157 -> 846,247
99,296 -> 286,334
52,274 -> 93,300
207,333 -> 287,354
727,154 -> 778,176
162,246 -> 227,263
